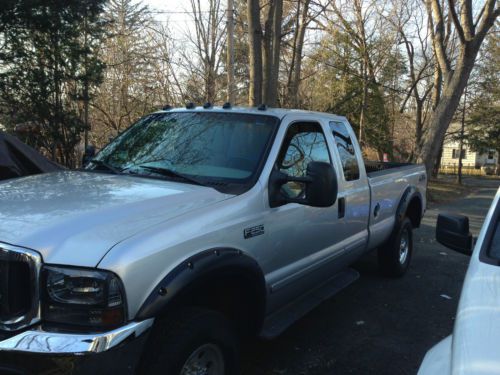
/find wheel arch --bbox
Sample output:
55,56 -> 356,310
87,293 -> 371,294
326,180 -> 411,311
136,248 -> 267,335
396,186 -> 423,228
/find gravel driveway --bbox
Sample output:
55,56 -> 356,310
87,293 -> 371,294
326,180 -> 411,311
241,177 -> 500,375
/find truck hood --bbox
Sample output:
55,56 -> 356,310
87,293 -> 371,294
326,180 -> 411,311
0,171 -> 233,267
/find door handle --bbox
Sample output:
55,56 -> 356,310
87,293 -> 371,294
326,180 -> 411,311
338,197 -> 346,219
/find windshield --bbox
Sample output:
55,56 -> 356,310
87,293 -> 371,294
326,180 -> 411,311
88,112 -> 279,192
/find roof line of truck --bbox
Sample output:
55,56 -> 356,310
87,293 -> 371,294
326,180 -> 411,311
154,106 -> 348,122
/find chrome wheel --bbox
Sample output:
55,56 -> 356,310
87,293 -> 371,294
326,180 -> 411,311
399,228 -> 410,264
180,343 -> 225,375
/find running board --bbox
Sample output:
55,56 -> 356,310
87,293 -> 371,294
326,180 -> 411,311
260,268 -> 360,339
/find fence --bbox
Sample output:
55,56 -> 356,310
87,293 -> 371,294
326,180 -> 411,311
439,164 -> 491,176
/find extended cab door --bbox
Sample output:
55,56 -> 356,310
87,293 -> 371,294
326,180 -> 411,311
327,120 -> 370,258
263,116 -> 350,310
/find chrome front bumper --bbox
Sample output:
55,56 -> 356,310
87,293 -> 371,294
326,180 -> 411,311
0,319 -> 154,354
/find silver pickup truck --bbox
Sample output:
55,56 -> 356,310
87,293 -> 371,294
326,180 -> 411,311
0,106 -> 426,375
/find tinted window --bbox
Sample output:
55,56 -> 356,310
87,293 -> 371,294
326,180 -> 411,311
277,122 -> 330,198
330,121 -> 360,181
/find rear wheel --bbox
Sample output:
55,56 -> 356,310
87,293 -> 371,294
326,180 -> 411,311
378,217 -> 413,277
138,308 -> 239,375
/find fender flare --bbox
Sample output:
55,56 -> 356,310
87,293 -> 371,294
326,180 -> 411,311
395,186 -> 423,227
136,248 -> 267,322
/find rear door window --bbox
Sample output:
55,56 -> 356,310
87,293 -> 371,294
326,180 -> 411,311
329,121 -> 360,181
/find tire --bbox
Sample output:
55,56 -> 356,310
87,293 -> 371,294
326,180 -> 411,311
377,217 -> 413,277
138,308 -> 239,375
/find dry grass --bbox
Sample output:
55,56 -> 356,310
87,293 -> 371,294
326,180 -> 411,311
427,177 -> 473,203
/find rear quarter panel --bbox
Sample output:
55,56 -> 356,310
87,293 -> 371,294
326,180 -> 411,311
367,165 -> 426,250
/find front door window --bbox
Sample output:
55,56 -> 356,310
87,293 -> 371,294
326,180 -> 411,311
277,122 -> 331,198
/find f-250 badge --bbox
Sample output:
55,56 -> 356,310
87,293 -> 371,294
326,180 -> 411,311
244,225 -> 264,239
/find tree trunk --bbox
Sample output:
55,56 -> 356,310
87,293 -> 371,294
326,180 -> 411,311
287,0 -> 310,108
247,0 -> 263,106
262,2 -> 274,105
415,100 -> 423,150
457,85 -> 467,184
359,60 -> 368,147
431,59 -> 442,110
457,131 -> 465,184
206,0 -> 218,103
418,46 -> 477,176
432,140 -> 444,178
226,0 -> 235,103
267,0 -> 282,107
206,58 -> 216,102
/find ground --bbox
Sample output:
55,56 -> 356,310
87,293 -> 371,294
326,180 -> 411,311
241,177 -> 500,375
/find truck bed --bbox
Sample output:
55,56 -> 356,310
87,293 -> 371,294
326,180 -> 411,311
364,160 -> 414,177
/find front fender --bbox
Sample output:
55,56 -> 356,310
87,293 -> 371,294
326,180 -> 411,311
136,248 -> 266,320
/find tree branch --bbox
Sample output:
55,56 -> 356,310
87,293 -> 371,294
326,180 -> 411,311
475,0 -> 499,44
460,0 -> 475,39
426,0 -> 451,74
447,0 -> 466,43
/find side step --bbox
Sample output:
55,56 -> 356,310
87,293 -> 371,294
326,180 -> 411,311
260,268 -> 360,339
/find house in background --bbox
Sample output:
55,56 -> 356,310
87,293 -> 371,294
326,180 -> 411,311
439,121 -> 499,175
440,139 -> 498,174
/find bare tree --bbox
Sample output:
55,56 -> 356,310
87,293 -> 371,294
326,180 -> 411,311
90,0 -> 156,145
329,0 -> 395,147
89,0 -> 182,147
389,0 -> 433,155
149,22 -> 184,106
182,0 -> 226,103
418,0 -> 499,176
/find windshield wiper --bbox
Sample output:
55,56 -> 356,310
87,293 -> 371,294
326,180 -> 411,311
88,159 -> 122,174
137,166 -> 208,187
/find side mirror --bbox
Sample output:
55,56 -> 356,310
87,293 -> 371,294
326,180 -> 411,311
269,161 -> 338,208
436,213 -> 473,256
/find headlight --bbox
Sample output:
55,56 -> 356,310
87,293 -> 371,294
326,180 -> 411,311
42,265 -> 127,329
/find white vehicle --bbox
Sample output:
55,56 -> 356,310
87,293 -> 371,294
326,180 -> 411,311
419,186 -> 500,375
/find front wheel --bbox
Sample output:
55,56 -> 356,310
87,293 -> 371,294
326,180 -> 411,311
377,217 -> 413,277
138,308 -> 239,375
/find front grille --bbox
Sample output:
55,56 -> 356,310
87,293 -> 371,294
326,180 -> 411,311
0,260 -> 31,320
0,244 -> 41,332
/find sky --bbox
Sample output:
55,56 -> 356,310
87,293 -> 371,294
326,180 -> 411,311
143,0 -> 211,38
142,0 -> 322,56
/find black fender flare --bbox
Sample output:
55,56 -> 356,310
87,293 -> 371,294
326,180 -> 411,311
136,248 -> 267,323
395,186 -> 423,227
